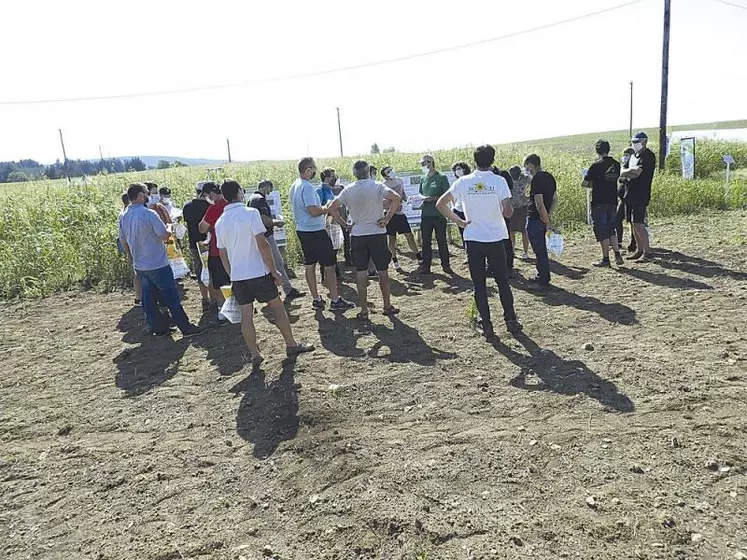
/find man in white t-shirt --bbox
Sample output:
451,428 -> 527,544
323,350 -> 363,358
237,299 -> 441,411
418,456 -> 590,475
436,144 -> 522,341
327,160 -> 402,321
215,179 -> 314,366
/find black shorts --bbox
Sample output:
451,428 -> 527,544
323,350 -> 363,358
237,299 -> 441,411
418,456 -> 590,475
352,234 -> 391,272
591,204 -> 617,241
232,274 -> 279,305
386,213 -> 412,236
626,204 -> 648,224
208,255 -> 230,289
190,247 -> 203,282
297,229 -> 336,267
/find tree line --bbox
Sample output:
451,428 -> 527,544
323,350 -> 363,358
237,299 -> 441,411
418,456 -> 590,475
0,157 -> 148,183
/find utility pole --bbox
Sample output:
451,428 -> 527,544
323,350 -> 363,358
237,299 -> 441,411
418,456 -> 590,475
226,138 -> 232,163
658,0 -> 671,170
629,81 -> 634,141
336,107 -> 344,157
58,128 -> 71,184
98,145 -> 104,161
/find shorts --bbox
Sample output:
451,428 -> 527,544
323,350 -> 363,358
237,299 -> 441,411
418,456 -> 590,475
208,255 -> 230,289
190,247 -> 203,282
232,274 -> 279,305
591,204 -> 617,241
297,229 -> 336,267
352,234 -> 391,272
509,206 -> 528,233
626,204 -> 648,224
386,213 -> 412,235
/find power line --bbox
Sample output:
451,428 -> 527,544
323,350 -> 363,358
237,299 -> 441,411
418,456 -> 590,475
0,0 -> 644,107
711,0 -> 747,10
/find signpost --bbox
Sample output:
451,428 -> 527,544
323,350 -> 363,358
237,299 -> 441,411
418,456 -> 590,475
723,154 -> 734,202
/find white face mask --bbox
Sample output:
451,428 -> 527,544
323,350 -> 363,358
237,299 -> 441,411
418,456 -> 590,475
387,170 -> 396,179
162,197 -> 171,204
632,142 -> 643,153
524,168 -> 532,177
421,165 -> 430,175
454,168 -> 464,178
149,194 -> 161,205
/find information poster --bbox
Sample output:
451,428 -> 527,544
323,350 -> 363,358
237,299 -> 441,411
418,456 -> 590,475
267,190 -> 286,245
680,137 -> 695,180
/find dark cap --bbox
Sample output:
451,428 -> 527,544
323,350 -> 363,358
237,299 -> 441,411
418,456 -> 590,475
158,186 -> 171,196
631,131 -> 648,142
419,154 -> 435,165
258,179 -> 274,189
200,181 -> 219,195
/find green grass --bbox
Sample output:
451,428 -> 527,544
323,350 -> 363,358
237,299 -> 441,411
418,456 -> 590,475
1,133 -> 746,300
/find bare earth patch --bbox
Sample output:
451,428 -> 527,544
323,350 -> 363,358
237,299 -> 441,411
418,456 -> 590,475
2,211 -> 746,560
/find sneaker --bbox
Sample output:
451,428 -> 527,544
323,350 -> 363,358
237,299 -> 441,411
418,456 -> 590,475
476,318 -> 496,340
153,327 -> 176,337
134,299 -> 142,307
625,251 -> 643,261
505,319 -> 523,334
415,252 -> 423,262
626,244 -> 637,253
286,342 -> 315,357
592,259 -> 611,268
528,276 -> 550,287
519,251 -> 530,261
392,260 -> 402,271
312,298 -> 325,310
614,252 -> 624,266
181,325 -> 206,338
284,288 -> 306,302
330,297 -> 355,311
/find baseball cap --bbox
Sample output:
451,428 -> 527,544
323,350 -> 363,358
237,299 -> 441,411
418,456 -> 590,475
419,154 -> 435,165
631,131 -> 648,142
200,181 -> 219,195
258,178 -> 274,189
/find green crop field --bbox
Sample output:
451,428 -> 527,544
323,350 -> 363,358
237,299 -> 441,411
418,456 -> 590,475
1,127 -> 746,300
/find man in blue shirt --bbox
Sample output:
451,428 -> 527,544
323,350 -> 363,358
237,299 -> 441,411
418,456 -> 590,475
119,182 -> 205,338
289,157 -> 354,312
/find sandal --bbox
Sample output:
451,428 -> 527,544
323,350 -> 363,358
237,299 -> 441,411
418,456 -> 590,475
382,305 -> 400,316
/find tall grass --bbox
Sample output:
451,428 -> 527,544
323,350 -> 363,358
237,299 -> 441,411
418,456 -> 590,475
0,140 -> 745,300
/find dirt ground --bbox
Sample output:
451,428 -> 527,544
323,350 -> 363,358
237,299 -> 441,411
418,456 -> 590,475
2,211 -> 746,560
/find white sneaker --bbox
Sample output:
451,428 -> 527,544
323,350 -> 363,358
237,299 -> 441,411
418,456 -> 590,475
520,251 -> 530,261
393,260 -> 402,271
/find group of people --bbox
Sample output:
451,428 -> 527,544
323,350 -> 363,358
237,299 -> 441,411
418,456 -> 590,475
117,131 -> 657,361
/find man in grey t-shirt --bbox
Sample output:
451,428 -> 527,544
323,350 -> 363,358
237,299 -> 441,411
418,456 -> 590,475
327,160 -> 402,320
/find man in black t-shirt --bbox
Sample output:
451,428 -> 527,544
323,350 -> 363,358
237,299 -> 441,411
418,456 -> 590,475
182,182 -> 212,308
621,131 -> 656,262
616,148 -> 636,251
583,140 -> 623,267
248,179 -> 305,303
524,153 -> 556,286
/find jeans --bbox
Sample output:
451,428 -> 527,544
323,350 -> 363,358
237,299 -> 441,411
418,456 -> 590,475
466,241 -> 516,328
526,218 -> 550,284
267,234 -> 293,295
138,266 -> 192,334
453,209 -> 466,248
421,215 -> 450,270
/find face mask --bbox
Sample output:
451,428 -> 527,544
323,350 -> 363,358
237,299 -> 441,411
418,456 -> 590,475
632,143 -> 643,153
454,168 -> 464,178
207,196 -> 215,205
149,194 -> 160,205
421,165 -> 430,175
524,168 -> 532,177
162,197 -> 171,204
309,171 -> 317,180
387,170 -> 396,179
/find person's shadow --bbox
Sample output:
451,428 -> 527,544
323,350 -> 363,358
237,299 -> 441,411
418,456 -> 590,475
653,249 -> 747,281
513,278 -> 638,325
314,312 -> 368,358
114,306 -> 192,396
368,316 -> 458,365
616,267 -> 713,291
492,331 -> 634,413
402,269 -> 471,295
550,261 -> 590,280
230,360 -> 299,459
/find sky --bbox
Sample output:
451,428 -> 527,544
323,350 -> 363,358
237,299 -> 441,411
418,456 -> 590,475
1,0 -> 746,164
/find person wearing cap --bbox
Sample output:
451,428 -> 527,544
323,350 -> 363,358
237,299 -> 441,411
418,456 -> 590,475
418,154 -> 452,275
524,154 -> 557,286
289,157 -> 355,312
326,160 -> 402,320
620,131 -> 656,262
381,165 -> 421,271
119,182 -> 205,338
616,148 -> 636,251
436,145 -> 522,341
248,179 -> 305,303
182,182 -> 213,310
582,140 -> 624,267
199,182 -> 231,320
215,180 -> 314,366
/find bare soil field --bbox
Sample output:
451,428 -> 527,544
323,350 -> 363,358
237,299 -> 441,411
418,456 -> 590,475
2,212 -> 747,560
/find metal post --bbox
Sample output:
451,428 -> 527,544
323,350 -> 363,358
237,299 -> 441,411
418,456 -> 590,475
658,0 -> 671,170
336,107 -> 344,158
226,138 -> 232,163
629,81 -> 634,141
58,128 -> 71,184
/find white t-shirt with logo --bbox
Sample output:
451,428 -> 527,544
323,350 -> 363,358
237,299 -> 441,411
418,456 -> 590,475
448,170 -> 511,243
215,203 -> 270,281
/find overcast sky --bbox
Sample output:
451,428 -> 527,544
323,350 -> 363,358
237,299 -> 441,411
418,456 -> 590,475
1,0 -> 745,163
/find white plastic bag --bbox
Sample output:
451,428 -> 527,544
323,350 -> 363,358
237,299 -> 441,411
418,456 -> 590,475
328,223 -> 344,251
546,232 -> 565,256
174,222 -> 187,240
165,235 -> 190,279
220,296 -> 242,324
197,244 -> 211,287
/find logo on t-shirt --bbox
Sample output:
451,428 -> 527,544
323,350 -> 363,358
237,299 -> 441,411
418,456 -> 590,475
604,164 -> 618,183
469,182 -> 494,194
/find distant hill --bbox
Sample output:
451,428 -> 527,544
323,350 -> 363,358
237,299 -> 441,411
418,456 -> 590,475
119,156 -> 228,168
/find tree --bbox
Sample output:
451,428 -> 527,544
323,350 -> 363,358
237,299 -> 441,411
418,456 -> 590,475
7,171 -> 30,182
172,160 -> 187,168
157,159 -> 172,169
383,146 -> 397,153
370,143 -> 380,155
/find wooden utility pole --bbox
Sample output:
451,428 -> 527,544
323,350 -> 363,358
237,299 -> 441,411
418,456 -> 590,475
336,107 -> 344,157
226,138 -> 232,163
658,0 -> 671,170
58,128 -> 71,184
629,81 -> 634,141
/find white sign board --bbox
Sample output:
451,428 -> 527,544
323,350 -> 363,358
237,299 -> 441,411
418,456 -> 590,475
398,172 -> 456,229
723,154 -> 735,165
680,137 -> 695,180
267,190 -> 287,245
